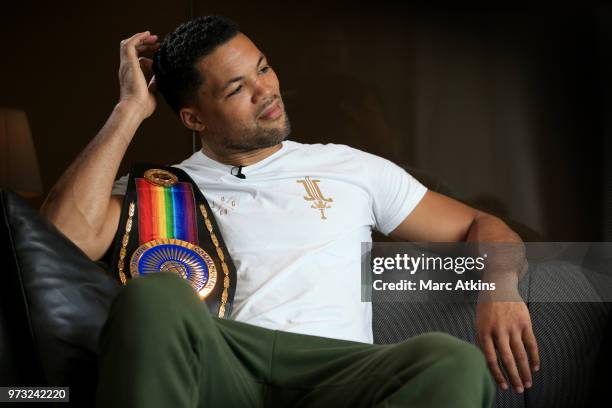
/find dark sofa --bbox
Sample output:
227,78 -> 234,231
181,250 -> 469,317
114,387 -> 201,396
1,189 -> 611,407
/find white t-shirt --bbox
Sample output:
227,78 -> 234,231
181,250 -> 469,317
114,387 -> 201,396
111,140 -> 427,343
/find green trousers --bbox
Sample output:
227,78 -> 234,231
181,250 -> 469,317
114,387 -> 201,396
96,273 -> 494,407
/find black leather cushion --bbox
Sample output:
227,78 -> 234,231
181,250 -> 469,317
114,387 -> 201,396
0,190 -> 121,405
0,286 -> 21,385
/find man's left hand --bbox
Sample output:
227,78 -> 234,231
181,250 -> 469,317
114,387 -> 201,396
475,300 -> 540,393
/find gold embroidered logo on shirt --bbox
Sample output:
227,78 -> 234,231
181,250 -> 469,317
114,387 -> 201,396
297,176 -> 333,219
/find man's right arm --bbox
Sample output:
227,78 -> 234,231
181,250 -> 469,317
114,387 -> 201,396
40,31 -> 160,261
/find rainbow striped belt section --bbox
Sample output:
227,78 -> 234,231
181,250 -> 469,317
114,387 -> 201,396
135,178 -> 199,245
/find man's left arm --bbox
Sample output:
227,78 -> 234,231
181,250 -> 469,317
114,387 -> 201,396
388,189 -> 539,394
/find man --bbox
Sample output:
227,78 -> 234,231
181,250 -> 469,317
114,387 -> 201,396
40,16 -> 538,407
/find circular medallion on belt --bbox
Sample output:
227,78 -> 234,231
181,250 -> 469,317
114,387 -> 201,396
144,168 -> 179,187
129,238 -> 217,299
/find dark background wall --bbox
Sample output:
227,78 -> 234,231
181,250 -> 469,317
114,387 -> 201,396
1,1 -> 609,241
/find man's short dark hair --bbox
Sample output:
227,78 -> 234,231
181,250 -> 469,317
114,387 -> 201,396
153,15 -> 240,114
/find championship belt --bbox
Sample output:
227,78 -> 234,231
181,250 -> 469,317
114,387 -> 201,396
110,163 -> 236,318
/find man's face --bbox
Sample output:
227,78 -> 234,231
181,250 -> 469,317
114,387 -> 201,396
187,33 -> 290,153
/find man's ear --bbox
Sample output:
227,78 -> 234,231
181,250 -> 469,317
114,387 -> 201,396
179,108 -> 207,132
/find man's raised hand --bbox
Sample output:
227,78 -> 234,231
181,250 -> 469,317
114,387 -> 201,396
118,31 -> 161,120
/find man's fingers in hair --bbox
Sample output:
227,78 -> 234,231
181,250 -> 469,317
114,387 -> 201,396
120,31 -> 154,59
136,41 -> 160,53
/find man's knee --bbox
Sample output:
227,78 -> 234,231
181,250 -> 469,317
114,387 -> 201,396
110,272 -> 213,329
386,332 -> 495,407
417,332 -> 495,397
393,332 -> 489,380
414,332 -> 486,368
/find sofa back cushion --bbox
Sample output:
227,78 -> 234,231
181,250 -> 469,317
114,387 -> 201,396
0,190 -> 121,405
